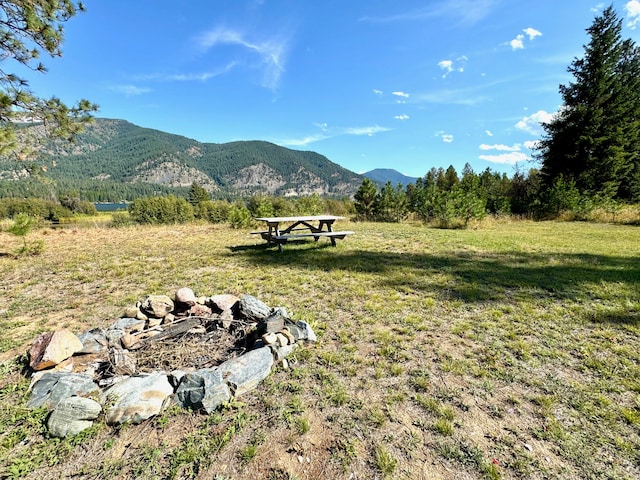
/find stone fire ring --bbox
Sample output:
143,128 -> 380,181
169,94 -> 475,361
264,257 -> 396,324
25,289 -> 316,438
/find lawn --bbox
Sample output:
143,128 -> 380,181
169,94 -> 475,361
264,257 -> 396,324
0,218 -> 639,479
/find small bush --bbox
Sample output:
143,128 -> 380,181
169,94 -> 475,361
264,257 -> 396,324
109,212 -> 134,228
128,195 -> 194,225
196,200 -> 231,223
228,203 -> 253,229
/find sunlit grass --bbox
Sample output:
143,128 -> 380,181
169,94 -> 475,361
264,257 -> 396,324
0,219 -> 639,479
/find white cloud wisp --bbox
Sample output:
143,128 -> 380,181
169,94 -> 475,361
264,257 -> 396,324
197,27 -> 290,90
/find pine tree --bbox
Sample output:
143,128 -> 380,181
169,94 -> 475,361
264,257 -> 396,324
187,182 -> 210,205
0,1 -> 98,159
354,178 -> 378,220
538,5 -> 640,200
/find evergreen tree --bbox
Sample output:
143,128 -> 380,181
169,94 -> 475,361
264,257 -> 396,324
0,1 -> 98,159
354,178 -> 378,220
187,182 -> 210,205
375,182 -> 407,222
537,5 -> 640,200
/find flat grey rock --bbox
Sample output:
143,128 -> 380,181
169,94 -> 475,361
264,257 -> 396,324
100,372 -> 173,425
174,368 -> 231,413
47,396 -> 102,438
218,347 -> 274,396
27,372 -> 98,410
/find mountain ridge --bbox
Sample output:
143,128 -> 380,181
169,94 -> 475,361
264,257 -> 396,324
0,118 -> 365,201
363,168 -> 419,186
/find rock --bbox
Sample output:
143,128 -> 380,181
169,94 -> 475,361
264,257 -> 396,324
197,296 -> 208,305
135,310 -> 149,321
175,287 -> 197,306
100,372 -> 174,425
27,372 -> 98,410
162,313 -> 176,325
105,328 -> 125,347
174,368 -> 232,414
280,329 -> 295,345
209,294 -> 240,313
124,306 -> 140,318
185,304 -> 212,316
275,333 -> 289,347
110,317 -> 145,333
261,332 -> 278,345
146,317 -> 162,328
296,321 -> 317,342
52,357 -> 74,372
47,396 -> 102,438
109,347 -> 137,375
77,328 -> 109,354
261,309 -> 287,334
141,295 -> 174,319
29,330 -> 84,371
270,343 -> 298,362
238,295 -> 271,321
218,347 -> 274,396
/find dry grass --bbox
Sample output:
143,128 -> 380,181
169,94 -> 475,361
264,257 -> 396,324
0,218 -> 639,479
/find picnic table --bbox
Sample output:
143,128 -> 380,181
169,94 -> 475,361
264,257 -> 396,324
253,215 -> 354,251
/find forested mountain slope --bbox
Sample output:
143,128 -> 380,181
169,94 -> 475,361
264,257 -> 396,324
0,119 -> 363,201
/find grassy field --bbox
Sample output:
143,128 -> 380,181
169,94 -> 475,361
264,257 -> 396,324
0,218 -> 639,479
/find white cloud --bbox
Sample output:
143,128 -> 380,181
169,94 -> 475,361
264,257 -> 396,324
479,151 -> 529,165
279,134 -> 329,146
479,143 -> 520,151
515,110 -> 554,135
196,27 -> 289,90
392,91 -> 410,98
524,140 -> 540,150
509,28 -> 542,50
394,114 -> 410,120
438,57 -> 467,78
108,84 -> 151,96
510,34 -> 525,50
345,125 -> 391,136
438,60 -> 453,74
435,131 -> 454,143
373,89 -> 383,95
626,0 -> 640,29
591,3 -> 605,13
524,27 -> 542,40
277,124 -> 391,146
478,143 -> 529,164
485,130 -> 493,137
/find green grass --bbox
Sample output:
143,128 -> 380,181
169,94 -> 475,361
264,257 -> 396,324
0,219 -> 639,479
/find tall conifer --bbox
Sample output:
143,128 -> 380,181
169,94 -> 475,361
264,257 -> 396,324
538,5 -> 640,200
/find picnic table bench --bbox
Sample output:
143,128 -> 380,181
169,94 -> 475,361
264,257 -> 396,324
253,215 -> 353,251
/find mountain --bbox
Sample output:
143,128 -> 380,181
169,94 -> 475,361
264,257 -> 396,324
363,168 -> 419,186
0,119 -> 364,201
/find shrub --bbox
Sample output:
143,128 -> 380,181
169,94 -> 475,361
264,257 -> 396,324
228,203 -> 253,229
128,195 -> 194,225
109,212 -> 134,228
196,200 -> 231,223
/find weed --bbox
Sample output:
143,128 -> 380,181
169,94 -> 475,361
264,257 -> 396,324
431,418 -> 454,436
374,444 -> 397,477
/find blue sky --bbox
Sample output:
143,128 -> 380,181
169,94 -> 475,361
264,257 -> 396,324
18,0 -> 640,178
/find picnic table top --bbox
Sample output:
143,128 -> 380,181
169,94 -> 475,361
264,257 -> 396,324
254,215 -> 345,223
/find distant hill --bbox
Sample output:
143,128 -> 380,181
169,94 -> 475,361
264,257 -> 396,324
363,168 -> 419,186
0,118 -> 364,201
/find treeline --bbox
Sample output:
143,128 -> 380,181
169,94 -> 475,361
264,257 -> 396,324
0,178 -> 189,203
113,189 -> 355,229
354,164 -> 630,227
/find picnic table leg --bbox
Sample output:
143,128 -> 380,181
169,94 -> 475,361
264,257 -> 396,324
322,220 -> 337,246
